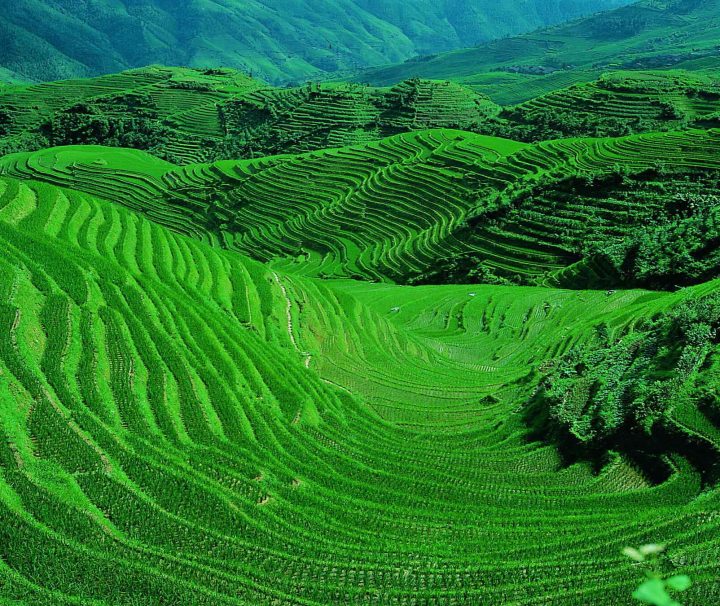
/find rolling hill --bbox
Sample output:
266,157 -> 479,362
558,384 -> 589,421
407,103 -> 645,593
3,128 -> 719,289
3,67 -> 720,167
360,0 -> 720,104
1,2 -> 720,602
0,67 -> 500,164
0,137 -> 719,603
0,0 -> 632,85
501,70 -> 720,139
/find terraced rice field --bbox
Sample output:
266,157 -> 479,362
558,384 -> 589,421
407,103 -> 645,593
0,67 -> 262,165
4,128 -> 719,284
0,69 -> 498,166
0,122 -> 719,604
514,71 -> 720,128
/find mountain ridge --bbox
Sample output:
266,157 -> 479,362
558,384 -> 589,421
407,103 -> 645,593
358,0 -> 720,103
0,0 -> 632,84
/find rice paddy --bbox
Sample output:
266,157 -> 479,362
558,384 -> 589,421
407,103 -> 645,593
0,119 -> 719,603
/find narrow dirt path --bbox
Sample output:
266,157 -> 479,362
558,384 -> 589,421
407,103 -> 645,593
272,272 -> 312,368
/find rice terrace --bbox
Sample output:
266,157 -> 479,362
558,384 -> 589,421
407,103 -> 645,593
1,1 -> 720,604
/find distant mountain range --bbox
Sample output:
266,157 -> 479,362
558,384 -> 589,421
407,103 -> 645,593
0,0 -> 632,83
359,0 -> 720,103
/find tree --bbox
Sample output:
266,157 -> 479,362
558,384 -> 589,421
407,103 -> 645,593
0,109 -> 11,136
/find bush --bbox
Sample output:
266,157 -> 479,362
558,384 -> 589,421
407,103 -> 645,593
537,293 -> 720,448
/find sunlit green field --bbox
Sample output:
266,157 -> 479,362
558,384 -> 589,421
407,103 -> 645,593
0,121 -> 719,603
1,2 -> 720,599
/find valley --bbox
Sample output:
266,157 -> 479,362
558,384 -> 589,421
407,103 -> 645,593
0,1 -> 719,604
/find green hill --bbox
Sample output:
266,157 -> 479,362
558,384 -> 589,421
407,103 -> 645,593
2,6 -> 720,603
4,128 -> 719,289
0,67 -> 22,85
360,0 -> 720,104
495,70 -> 720,140
0,67 -> 266,164
5,67 -> 720,167
0,67 -> 500,164
0,0 -> 631,85
0,142 -> 719,603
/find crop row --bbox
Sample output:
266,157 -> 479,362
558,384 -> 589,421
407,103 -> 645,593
0,173 -> 718,603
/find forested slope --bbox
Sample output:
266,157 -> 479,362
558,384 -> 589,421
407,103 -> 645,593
0,0 -> 631,84
360,0 -> 720,104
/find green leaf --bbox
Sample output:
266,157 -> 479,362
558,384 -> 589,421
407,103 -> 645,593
639,543 -> 666,557
633,579 -> 672,606
623,547 -> 645,562
666,575 -> 692,592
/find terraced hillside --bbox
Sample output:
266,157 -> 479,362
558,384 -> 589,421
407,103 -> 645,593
361,0 -> 720,104
499,70 -> 720,140
5,67 -> 720,170
1,148 -> 720,604
517,71 -> 720,123
0,68 -> 499,165
0,67 -> 264,164
223,79 -> 499,156
4,128 -> 720,288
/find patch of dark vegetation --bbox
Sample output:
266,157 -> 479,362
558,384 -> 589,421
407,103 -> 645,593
405,168 -> 720,291
47,101 -> 174,153
526,294 -> 720,484
405,255 -> 514,286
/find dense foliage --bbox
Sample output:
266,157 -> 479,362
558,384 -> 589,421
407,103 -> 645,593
589,189 -> 720,289
49,101 -> 173,153
398,168 -> 720,290
0,0 -> 630,84
538,294 -> 720,452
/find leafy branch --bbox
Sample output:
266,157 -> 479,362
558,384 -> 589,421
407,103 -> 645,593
623,544 -> 692,606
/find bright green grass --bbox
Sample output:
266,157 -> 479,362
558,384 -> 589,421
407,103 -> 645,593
0,167 -> 719,604
0,106 -> 720,603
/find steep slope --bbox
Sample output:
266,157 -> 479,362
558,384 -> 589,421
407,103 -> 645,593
0,164 -> 719,604
0,67 -> 22,85
361,0 -> 720,104
0,0 -> 632,84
